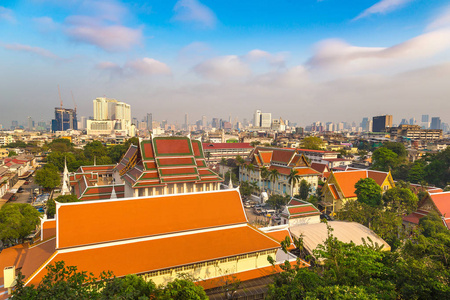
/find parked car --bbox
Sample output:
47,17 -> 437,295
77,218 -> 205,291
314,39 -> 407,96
253,207 -> 263,215
320,213 -> 333,221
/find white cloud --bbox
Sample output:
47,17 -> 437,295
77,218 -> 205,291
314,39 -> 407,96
354,0 -> 412,20
307,28 -> 450,73
33,16 -> 58,32
97,58 -> 171,78
193,55 -> 250,80
61,1 -> 142,52
2,43 -> 60,60
173,0 -> 217,28
427,6 -> 450,30
0,6 -> 16,23
65,15 -> 142,52
244,49 -> 287,68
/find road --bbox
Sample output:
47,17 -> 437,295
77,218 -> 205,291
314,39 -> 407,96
14,176 -> 40,205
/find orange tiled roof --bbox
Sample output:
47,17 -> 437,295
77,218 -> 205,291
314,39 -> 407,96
429,192 -> 450,218
329,184 -> 339,200
41,219 -> 56,241
333,170 -> 388,198
21,238 -> 56,285
264,229 -> 296,251
27,225 -> 279,286
271,149 -> 294,164
259,151 -> 273,164
57,190 -> 246,249
0,244 -> 28,288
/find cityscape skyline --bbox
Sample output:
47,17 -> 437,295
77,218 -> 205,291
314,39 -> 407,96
1,0 -> 450,126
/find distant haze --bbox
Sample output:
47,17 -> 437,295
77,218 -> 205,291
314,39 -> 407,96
0,0 -> 450,127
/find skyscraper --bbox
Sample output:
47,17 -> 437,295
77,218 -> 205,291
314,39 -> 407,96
27,116 -> 33,130
201,115 -> 207,128
372,115 -> 393,132
87,97 -> 132,136
184,113 -> 189,131
254,110 -> 261,127
430,117 -> 441,130
147,113 -> 153,131
52,107 -> 77,132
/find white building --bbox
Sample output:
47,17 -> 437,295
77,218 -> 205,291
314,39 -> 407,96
88,97 -> 133,136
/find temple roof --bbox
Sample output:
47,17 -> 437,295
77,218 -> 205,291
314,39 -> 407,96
116,137 -> 222,188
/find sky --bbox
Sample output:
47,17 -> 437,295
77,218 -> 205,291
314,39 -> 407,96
1,0 -> 450,127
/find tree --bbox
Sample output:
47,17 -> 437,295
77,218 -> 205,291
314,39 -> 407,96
220,157 -> 227,178
382,186 -> 418,216
8,150 -> 17,157
260,166 -> 270,191
47,138 -> 74,153
35,164 -> 60,192
0,203 -> 41,246
354,178 -> 382,207
46,195 -> 80,218
372,147 -> 399,171
299,179 -> 311,200
383,141 -> 407,159
47,152 -> 77,172
268,169 -> 280,194
287,169 -> 301,197
266,194 -> 290,211
101,274 -> 158,299
160,277 -> 208,300
301,136 -> 323,150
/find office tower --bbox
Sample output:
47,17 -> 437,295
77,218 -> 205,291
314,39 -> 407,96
146,113 -> 153,131
202,115 -> 207,127
184,113 -> 189,131
52,107 -> 77,132
421,115 -> 429,122
361,118 -> 369,131
430,117 -> 441,130
212,118 -> 219,129
27,117 -> 33,130
254,110 -> 261,127
372,115 -> 393,132
409,118 -> 416,125
79,116 -> 87,130
11,120 -> 18,130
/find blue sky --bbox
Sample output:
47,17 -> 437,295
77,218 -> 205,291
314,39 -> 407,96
1,0 -> 450,127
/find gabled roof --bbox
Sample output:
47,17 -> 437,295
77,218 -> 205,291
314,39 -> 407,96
56,189 -> 247,249
260,226 -> 296,251
282,198 -> 320,219
117,137 -> 222,188
310,162 -> 329,174
20,189 -> 282,287
330,169 -> 390,198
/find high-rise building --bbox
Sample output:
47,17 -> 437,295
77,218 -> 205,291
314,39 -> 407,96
409,118 -> 416,125
372,115 -> 393,132
202,115 -> 207,127
27,117 -> 33,130
254,110 -> 261,127
146,113 -> 153,131
421,115 -> 429,122
184,113 -> 189,131
80,116 -> 87,130
360,117 -> 369,131
11,120 -> 18,130
87,97 -> 132,136
52,107 -> 77,132
430,117 -> 441,130
212,118 -> 219,129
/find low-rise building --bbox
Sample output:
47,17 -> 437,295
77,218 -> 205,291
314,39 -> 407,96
403,191 -> 450,230
321,169 -> 394,213
240,147 -> 320,196
202,142 -> 253,164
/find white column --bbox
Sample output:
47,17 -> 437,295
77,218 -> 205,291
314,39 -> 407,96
174,183 -> 178,194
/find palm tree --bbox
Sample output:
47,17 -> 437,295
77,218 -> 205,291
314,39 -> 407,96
250,181 -> 259,195
220,158 -> 227,179
268,169 -> 280,195
260,166 -> 270,192
287,169 -> 301,198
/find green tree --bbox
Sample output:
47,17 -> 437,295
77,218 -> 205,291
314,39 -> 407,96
382,186 -> 418,216
84,141 -> 107,161
220,157 -> 227,178
47,138 -> 74,153
355,178 -> 382,207
101,274 -> 158,299
266,194 -> 290,211
407,161 -> 425,183
47,152 -> 77,172
287,169 -> 301,197
160,277 -> 208,300
301,136 -> 324,150
372,147 -> 399,171
46,195 -> 80,218
0,203 -> 41,246
383,141 -> 407,159
299,179 -> 311,200
8,150 -> 17,157
268,169 -> 280,194
35,164 -> 60,191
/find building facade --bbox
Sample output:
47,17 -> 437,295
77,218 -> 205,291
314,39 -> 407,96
372,115 -> 393,132
51,107 -> 77,132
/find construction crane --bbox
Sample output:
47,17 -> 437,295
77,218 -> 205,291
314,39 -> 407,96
71,90 -> 77,112
58,85 -> 63,108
